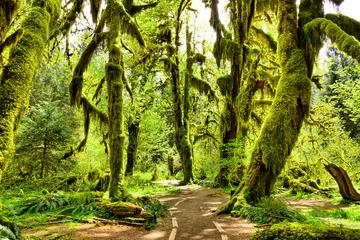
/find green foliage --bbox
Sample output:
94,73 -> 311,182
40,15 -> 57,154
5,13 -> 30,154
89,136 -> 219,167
232,197 -> 305,224
15,100 -> 74,178
252,222 -> 360,240
19,193 -> 69,214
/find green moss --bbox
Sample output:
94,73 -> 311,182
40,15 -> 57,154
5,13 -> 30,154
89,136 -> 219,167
252,222 -> 360,240
325,13 -> 360,41
0,0 -> 61,180
304,18 -> 360,63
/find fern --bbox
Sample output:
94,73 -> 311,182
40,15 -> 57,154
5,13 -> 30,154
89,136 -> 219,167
0,225 -> 17,240
19,193 -> 69,214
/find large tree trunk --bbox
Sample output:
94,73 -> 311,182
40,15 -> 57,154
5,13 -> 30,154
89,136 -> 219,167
325,163 -> 360,201
125,116 -> 140,176
107,0 -> 127,201
217,0 -> 312,213
0,0 -> 60,180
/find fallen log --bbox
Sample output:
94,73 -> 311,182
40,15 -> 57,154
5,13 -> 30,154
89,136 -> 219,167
96,201 -> 151,219
324,163 -> 360,201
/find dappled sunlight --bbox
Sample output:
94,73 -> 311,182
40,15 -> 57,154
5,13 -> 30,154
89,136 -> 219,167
142,231 -> 167,239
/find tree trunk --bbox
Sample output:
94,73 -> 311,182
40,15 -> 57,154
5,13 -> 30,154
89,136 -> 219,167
325,163 -> 360,201
217,0 -> 312,213
167,155 -> 174,176
107,0 -> 127,201
125,117 -> 140,176
0,0 -> 60,180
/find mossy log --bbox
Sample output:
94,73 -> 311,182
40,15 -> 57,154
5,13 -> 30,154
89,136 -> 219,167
97,201 -> 150,219
252,222 -> 360,240
325,163 -> 360,201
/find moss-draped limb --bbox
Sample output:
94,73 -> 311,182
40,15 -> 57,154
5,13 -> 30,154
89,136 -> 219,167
304,18 -> 360,63
130,2 -> 159,15
107,0 -> 127,201
69,19 -> 107,106
250,26 -> 277,53
325,13 -> 360,42
51,0 -> 84,39
0,0 -> 21,41
0,0 -> 61,180
0,29 -> 23,56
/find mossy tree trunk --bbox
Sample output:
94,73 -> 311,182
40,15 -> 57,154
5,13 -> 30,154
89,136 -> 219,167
106,0 -> 127,201
125,114 -> 140,176
164,2 -> 195,185
211,0 -> 256,187
0,0 -> 60,180
217,0 -> 313,213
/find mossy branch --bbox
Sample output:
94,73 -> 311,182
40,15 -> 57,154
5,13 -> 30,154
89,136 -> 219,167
90,0 -> 101,24
325,13 -> 360,42
51,0 -> 84,38
0,29 -> 23,55
76,97 -> 108,151
70,32 -> 107,106
118,2 -> 145,46
251,26 -> 277,53
130,2 -> 159,15
92,77 -> 106,101
304,18 -> 360,63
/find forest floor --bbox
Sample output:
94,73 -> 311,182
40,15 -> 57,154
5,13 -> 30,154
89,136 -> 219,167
23,182 -> 357,240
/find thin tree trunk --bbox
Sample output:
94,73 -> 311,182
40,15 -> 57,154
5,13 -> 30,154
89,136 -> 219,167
41,138 -> 47,179
107,0 -> 127,201
0,0 -> 60,180
126,117 -> 140,176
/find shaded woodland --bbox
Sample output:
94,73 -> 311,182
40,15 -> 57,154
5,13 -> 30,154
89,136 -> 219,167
1,0 -> 360,239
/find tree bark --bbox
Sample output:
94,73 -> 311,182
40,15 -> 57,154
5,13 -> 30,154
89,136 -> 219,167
0,0 -> 60,180
107,0 -> 127,201
325,163 -> 360,201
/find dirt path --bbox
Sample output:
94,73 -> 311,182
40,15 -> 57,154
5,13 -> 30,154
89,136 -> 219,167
24,184 -> 256,240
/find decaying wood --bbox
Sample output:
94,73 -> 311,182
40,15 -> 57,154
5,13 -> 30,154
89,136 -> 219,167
325,163 -> 360,201
97,201 -> 151,219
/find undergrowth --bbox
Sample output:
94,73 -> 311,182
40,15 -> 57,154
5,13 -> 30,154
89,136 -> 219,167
232,197 -> 306,224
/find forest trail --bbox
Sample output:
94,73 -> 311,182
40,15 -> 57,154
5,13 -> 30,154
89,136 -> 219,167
24,183 -> 256,239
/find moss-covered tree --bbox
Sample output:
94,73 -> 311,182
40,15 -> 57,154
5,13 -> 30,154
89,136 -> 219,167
0,0 -> 61,180
217,0 -> 360,214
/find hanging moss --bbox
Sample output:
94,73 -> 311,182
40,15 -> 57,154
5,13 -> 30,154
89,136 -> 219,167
304,18 -> 360,63
216,75 -> 234,97
250,26 -> 277,53
0,0 -> 61,180
190,77 -> 217,101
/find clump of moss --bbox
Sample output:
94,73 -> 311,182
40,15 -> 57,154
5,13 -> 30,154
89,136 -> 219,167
232,197 -> 305,224
252,222 -> 360,240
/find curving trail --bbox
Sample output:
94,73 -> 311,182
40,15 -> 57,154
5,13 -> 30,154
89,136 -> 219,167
24,183 -> 256,239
